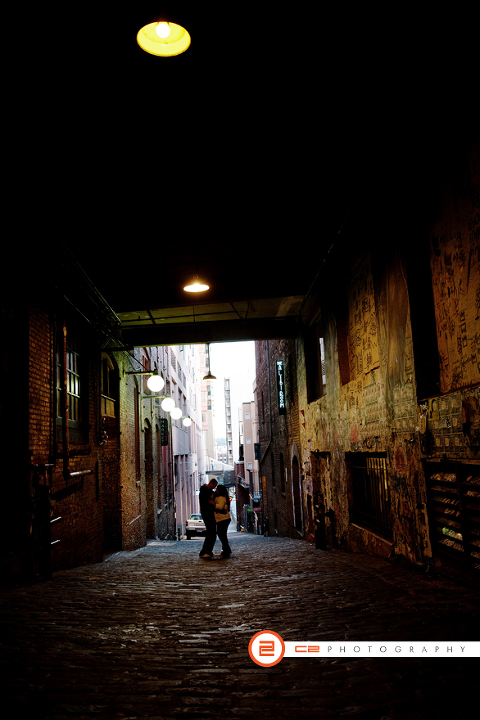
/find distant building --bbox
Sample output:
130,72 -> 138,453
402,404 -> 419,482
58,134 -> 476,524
224,378 -> 234,465
216,443 -> 228,464
200,344 -> 216,474
237,400 -> 261,532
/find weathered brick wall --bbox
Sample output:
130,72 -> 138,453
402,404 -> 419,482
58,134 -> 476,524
255,338 -> 300,539
28,305 -> 104,572
429,141 -> 480,395
115,348 -> 176,549
118,356 -> 146,551
101,354 -> 122,551
424,138 -> 480,458
28,307 -> 53,463
255,145 -> 477,573
255,138 -> 479,575
7,246 -> 182,584
296,244 -> 431,563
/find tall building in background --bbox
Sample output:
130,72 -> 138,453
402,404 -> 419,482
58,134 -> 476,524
224,378 -> 234,465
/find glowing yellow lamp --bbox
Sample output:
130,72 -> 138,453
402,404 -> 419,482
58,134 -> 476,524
184,275 -> 209,293
137,21 -> 191,57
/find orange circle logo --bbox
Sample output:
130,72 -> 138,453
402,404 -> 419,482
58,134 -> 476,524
248,630 -> 285,667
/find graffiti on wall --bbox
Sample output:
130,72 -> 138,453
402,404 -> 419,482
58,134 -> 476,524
393,382 -> 416,434
430,149 -> 480,393
426,388 -> 480,458
347,255 -> 380,379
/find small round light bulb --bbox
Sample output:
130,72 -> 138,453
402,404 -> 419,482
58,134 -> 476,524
161,397 -> 175,413
170,406 -> 182,420
147,374 -> 165,393
156,22 -> 171,38
182,417 -> 192,427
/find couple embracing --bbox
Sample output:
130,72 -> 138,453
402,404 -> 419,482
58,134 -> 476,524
198,479 -> 232,559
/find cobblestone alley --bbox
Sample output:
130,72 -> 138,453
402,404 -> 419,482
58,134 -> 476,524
1,531 -> 479,720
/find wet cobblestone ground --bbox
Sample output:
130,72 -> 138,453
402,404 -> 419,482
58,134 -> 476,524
1,531 -> 479,720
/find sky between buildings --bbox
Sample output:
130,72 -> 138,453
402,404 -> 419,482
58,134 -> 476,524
209,341 -> 256,460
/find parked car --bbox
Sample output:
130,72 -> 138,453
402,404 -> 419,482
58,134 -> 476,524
186,514 -> 206,539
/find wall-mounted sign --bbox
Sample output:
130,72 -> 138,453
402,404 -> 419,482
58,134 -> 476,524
276,360 -> 286,415
160,418 -> 169,446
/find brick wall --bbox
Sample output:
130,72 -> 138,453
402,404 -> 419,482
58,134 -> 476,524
114,348 -> 176,549
28,304 -> 104,573
28,307 -> 53,464
101,353 -> 122,551
254,139 -> 480,577
255,338 -> 300,538
118,358 -> 145,551
3,247 -> 187,585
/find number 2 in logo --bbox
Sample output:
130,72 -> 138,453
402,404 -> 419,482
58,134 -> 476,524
249,631 -> 285,667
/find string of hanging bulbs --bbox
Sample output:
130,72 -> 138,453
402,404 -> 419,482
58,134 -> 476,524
125,369 -> 192,426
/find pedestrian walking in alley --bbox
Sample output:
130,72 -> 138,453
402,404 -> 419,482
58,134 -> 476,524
214,484 -> 232,558
198,478 -> 218,558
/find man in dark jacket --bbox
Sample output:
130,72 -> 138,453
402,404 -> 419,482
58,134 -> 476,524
198,479 -> 218,558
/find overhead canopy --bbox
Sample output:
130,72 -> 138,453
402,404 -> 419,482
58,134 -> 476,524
29,4 -> 476,346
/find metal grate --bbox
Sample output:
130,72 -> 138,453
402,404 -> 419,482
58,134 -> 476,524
350,455 -> 392,539
425,462 -> 480,572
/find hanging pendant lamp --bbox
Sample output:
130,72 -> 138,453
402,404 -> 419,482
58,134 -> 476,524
137,20 -> 191,57
136,4 -> 191,57
184,275 -> 209,293
203,343 -> 216,380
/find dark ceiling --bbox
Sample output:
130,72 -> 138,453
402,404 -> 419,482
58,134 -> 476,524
30,3 -> 476,344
